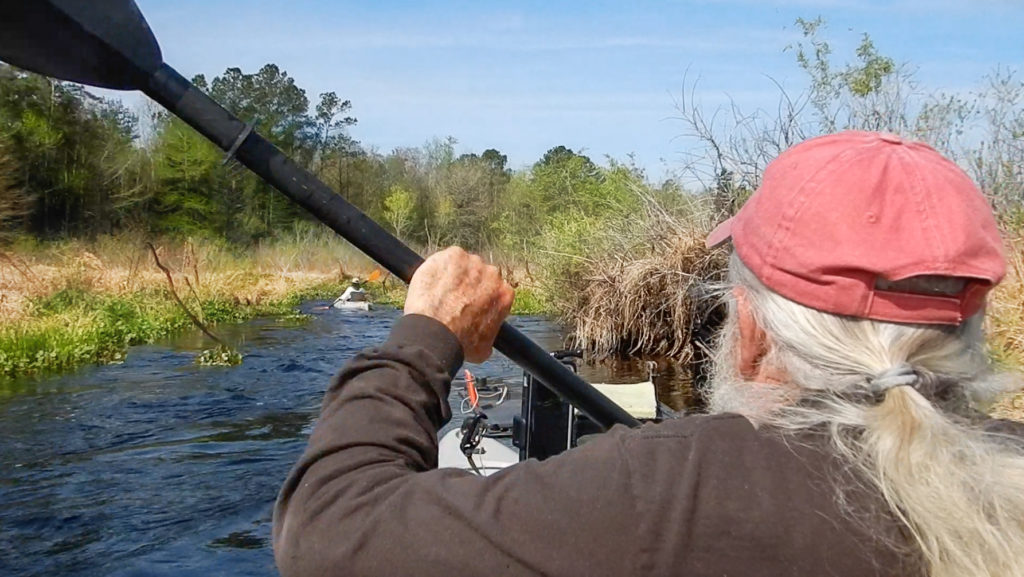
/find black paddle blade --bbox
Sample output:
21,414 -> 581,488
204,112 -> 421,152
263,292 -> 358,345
0,0 -> 161,90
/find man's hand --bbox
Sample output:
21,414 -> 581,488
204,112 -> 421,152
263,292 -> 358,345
405,247 -> 515,364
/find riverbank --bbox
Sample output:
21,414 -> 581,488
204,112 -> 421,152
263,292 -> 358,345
0,234 -> 552,382
2,232 -> 1021,421
366,282 -> 548,316
0,234 -> 369,381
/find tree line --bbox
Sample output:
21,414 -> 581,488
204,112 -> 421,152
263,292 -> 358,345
0,62 -> 673,262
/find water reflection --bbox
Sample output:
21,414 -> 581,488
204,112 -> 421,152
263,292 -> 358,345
574,356 -> 700,413
208,530 -> 268,551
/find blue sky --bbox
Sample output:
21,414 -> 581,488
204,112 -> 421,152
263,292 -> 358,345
118,0 -> 1022,180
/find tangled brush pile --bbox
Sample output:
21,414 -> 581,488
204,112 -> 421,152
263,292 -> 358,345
546,193 -> 729,384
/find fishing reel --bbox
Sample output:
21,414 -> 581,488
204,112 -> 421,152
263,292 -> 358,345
452,369 -> 517,451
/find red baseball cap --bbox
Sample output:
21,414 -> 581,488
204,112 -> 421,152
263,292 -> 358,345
707,130 -> 1005,325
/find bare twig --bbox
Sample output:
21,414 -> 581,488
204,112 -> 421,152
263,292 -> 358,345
187,240 -> 200,290
124,248 -> 141,292
0,250 -> 38,284
183,276 -> 204,324
536,250 -> 597,264
147,242 -> 225,347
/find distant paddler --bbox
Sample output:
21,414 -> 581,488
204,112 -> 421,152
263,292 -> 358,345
330,270 -> 383,311
332,278 -> 370,310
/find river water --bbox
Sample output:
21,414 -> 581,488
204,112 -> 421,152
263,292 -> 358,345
0,303 -> 692,576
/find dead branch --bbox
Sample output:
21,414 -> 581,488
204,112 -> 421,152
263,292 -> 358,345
147,242 -> 225,347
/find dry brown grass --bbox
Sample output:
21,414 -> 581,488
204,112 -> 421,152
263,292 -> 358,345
986,234 -> 1024,420
988,236 -> 1024,365
557,195 -> 727,389
990,393 -> 1024,421
0,230 -> 378,321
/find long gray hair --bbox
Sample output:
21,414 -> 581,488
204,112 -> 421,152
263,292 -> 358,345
708,253 -> 1024,577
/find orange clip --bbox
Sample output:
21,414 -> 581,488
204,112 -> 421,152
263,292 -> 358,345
464,369 -> 479,411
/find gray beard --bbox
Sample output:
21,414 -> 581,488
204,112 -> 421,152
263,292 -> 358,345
705,375 -> 788,422
704,317 -> 789,422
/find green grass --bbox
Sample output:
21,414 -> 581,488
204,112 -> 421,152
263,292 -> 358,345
511,286 -> 550,315
363,282 -> 552,316
0,274 -> 552,383
365,282 -> 408,308
0,279 -> 348,381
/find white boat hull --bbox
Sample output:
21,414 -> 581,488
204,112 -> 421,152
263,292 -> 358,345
438,429 -> 519,476
333,300 -> 371,311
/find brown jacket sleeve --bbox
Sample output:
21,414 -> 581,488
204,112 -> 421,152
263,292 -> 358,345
272,314 -> 642,577
273,315 -> 916,577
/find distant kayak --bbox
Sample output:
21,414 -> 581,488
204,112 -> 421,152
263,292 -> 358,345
332,284 -> 370,310
333,300 -> 371,311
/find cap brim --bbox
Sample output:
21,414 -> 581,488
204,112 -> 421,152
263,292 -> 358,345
706,217 -> 734,249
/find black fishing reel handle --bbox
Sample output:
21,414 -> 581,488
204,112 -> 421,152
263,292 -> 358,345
459,414 -> 489,457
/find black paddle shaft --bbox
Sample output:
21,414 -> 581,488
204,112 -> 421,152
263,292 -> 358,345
145,64 -> 641,431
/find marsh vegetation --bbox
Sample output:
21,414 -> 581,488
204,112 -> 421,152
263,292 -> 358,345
0,19 -> 1021,422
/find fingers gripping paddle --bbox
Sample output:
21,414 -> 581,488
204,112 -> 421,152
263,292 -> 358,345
0,0 -> 641,430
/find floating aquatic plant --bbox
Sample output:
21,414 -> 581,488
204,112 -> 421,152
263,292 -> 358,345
196,345 -> 243,366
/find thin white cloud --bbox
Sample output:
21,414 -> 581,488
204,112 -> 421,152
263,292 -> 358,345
690,0 -> 865,8
887,0 -> 1023,11
483,11 -> 528,33
345,87 -> 674,113
687,0 -> 1023,15
287,27 -> 795,56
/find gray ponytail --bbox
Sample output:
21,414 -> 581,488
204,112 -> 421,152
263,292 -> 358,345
708,253 -> 1024,577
